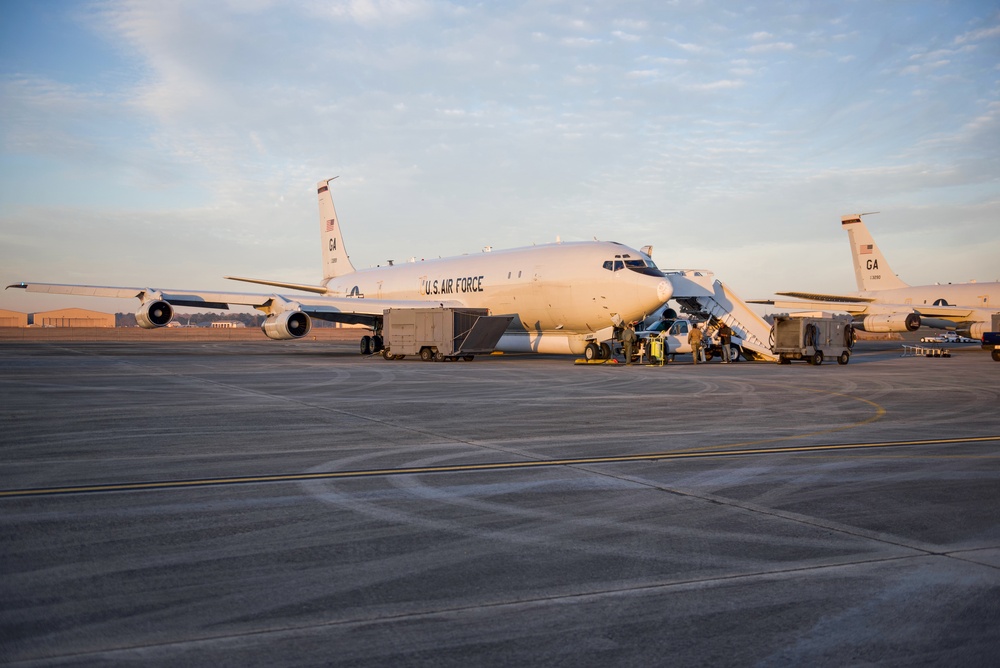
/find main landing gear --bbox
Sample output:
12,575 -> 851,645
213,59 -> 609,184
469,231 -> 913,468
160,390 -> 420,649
360,334 -> 383,356
583,342 -> 613,361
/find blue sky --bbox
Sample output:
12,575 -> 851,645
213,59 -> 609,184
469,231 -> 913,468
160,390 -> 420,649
2,0 -> 998,315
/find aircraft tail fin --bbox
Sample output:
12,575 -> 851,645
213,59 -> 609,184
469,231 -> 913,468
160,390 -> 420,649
318,178 -> 356,281
841,214 -> 908,292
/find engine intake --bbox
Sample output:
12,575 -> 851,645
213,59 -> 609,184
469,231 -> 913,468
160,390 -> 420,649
261,311 -> 311,340
136,300 -> 173,328
858,313 -> 920,333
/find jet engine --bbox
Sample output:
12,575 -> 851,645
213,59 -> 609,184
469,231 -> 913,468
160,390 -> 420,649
968,322 -> 989,340
261,311 -> 311,340
136,300 -> 173,328
858,313 -> 920,333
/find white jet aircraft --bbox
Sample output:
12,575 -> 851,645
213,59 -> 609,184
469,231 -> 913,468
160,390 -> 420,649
9,178 -> 673,359
754,214 -> 998,338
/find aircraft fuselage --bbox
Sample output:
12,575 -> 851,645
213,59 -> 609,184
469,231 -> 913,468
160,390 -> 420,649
323,240 -> 673,353
858,282 -> 997,310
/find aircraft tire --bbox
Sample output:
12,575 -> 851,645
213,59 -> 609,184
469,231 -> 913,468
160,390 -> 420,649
600,343 -> 612,359
584,343 -> 599,361
360,336 -> 372,355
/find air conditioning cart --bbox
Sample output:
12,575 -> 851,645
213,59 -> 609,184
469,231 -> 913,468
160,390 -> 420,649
382,307 -> 513,362
771,314 -> 854,365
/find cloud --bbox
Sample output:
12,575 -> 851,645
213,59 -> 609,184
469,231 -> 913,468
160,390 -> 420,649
612,30 -> 642,42
559,36 -> 603,48
2,0 -> 999,310
954,23 -> 1000,45
685,79 -> 745,91
306,0 -> 434,25
745,41 -> 795,54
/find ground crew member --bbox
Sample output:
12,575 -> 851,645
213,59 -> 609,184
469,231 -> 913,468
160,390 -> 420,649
688,323 -> 703,364
622,323 -> 638,365
719,322 -> 733,363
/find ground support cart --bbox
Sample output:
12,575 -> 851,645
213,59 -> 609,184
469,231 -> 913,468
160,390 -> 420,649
771,315 -> 854,365
648,335 -> 667,366
382,307 -> 513,361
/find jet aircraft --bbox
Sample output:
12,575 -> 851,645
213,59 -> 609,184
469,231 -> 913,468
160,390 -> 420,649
8,179 -> 673,359
753,214 -> 998,338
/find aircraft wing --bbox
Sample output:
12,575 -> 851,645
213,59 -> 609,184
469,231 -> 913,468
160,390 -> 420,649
749,298 -> 874,315
6,281 -> 466,326
751,296 -> 977,323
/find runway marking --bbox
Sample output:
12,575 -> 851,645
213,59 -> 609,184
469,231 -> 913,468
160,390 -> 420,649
2,435 -> 998,499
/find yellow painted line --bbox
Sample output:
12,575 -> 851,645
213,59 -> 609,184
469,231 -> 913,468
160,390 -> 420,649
2,435 -> 998,499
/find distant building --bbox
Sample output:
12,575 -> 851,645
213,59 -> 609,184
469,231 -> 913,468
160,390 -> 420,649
0,309 -> 29,327
210,321 -> 246,328
33,308 -> 115,328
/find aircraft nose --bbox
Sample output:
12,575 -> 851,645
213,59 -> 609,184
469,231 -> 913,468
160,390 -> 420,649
657,278 -> 673,303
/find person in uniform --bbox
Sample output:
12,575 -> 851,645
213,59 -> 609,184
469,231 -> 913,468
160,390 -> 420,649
688,323 -> 703,364
718,322 -> 733,363
622,323 -> 638,365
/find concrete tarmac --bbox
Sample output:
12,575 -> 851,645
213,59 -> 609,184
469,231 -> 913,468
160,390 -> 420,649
1,339 -> 998,666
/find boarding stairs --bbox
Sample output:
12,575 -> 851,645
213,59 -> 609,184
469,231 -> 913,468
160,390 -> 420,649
665,270 -> 778,362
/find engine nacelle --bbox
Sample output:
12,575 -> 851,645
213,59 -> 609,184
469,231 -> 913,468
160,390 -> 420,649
858,313 -> 920,333
261,311 -> 311,340
968,322 -> 990,340
136,300 -> 173,329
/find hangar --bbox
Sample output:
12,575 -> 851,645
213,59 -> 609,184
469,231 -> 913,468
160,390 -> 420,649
32,308 -> 115,328
0,309 -> 29,327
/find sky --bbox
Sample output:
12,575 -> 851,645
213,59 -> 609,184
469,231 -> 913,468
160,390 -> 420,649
1,0 -> 998,316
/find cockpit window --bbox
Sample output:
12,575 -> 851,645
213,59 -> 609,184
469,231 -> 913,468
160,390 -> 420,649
603,257 -> 663,275
625,257 -> 663,276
